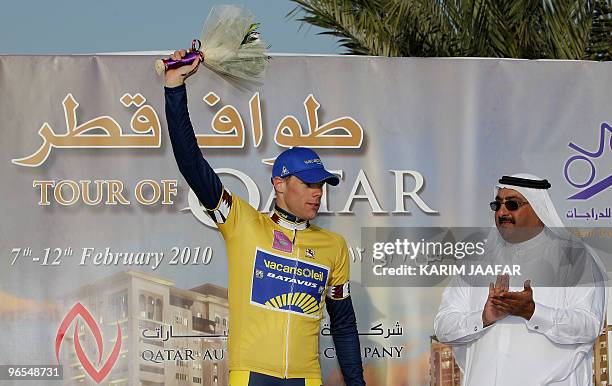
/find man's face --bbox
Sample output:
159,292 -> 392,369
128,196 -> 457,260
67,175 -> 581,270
274,176 -> 323,220
494,188 -> 544,242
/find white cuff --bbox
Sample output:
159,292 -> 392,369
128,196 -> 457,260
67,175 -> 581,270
525,302 -> 554,333
467,309 -> 488,334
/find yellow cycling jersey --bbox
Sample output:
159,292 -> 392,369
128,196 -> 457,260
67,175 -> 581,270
208,188 -> 351,379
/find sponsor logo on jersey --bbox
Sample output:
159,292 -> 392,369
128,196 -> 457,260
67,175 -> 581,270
251,248 -> 329,318
272,230 -> 293,253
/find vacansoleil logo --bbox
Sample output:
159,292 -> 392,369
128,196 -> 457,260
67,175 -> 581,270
564,123 -> 612,200
55,302 -> 122,384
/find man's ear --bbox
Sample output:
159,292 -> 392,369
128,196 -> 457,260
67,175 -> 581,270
272,176 -> 286,194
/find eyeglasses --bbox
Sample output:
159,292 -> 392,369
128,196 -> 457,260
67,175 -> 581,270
489,199 -> 529,212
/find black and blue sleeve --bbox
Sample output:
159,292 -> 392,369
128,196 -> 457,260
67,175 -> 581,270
326,296 -> 366,386
164,84 -> 223,209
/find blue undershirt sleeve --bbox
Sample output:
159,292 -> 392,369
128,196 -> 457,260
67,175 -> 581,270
164,84 -> 223,209
326,296 -> 366,386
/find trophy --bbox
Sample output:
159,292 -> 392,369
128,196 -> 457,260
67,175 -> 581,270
155,5 -> 269,83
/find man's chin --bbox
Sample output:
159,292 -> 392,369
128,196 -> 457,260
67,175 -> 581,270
497,226 -> 542,244
497,225 -> 516,240
304,211 -> 317,221
304,205 -> 320,220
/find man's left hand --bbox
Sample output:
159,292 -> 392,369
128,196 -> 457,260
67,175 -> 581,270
491,280 -> 535,320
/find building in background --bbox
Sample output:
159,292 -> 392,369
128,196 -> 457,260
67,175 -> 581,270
593,317 -> 610,386
58,270 -> 228,386
429,336 -> 461,386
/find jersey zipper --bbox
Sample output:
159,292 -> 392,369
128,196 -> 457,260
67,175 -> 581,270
284,228 -> 300,378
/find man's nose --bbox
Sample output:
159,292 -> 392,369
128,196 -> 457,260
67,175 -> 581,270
497,203 -> 510,216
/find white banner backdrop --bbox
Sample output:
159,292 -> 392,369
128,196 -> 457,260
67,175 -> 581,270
0,54 -> 611,385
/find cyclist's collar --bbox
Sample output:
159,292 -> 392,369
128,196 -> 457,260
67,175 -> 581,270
270,205 -> 310,231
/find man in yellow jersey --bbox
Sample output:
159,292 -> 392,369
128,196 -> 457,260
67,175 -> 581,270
164,51 -> 365,386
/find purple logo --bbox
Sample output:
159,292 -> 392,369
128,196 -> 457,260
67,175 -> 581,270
272,230 -> 293,253
564,123 -> 612,200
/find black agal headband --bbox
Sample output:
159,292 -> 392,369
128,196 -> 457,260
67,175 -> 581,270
499,176 -> 551,190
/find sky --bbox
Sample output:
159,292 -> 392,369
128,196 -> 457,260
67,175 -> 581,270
0,0 -> 340,55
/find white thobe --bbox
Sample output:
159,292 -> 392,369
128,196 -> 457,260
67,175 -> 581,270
434,229 -> 606,386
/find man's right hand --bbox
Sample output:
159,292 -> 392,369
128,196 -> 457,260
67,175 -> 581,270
482,274 -> 509,327
164,50 -> 201,88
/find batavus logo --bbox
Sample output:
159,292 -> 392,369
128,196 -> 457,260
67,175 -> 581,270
564,123 -> 612,200
55,302 -> 122,384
